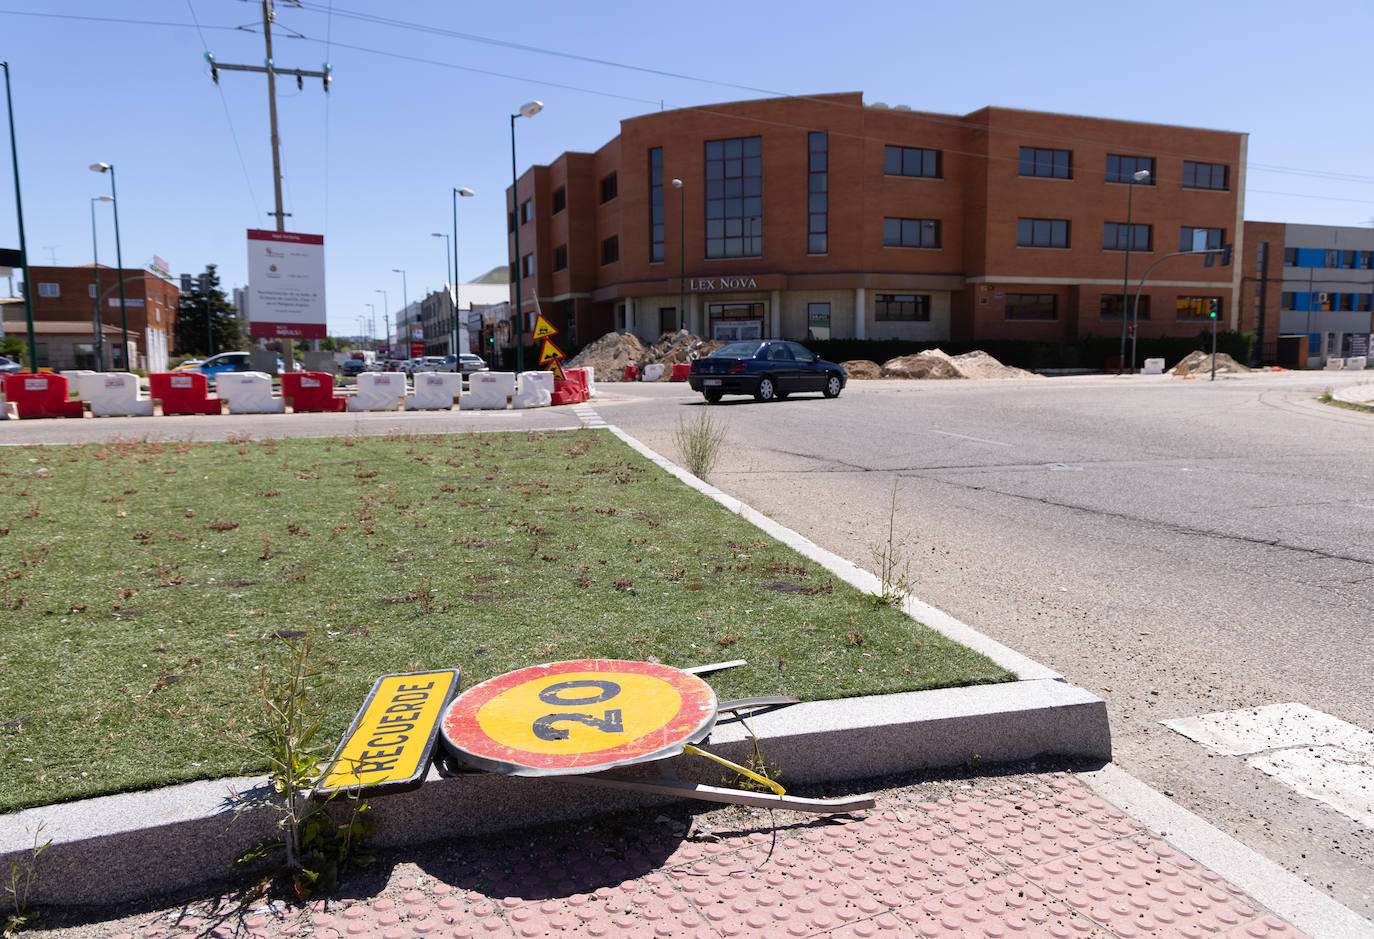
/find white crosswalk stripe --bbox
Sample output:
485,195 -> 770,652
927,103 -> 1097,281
571,404 -> 606,427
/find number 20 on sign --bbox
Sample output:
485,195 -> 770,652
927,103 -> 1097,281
440,659 -> 718,776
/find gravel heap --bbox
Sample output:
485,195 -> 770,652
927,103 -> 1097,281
879,349 -> 1039,380
1171,351 -> 1252,376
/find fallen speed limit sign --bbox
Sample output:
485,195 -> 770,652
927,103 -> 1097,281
439,659 -> 718,776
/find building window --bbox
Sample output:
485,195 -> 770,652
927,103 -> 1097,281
807,302 -> 831,336
89,283 -> 98,298
1100,294 -> 1151,320
1283,247 -> 1298,266
37,282 -> 59,298
1017,218 -> 1070,248
553,244 -> 568,271
552,186 -> 566,215
808,132 -> 828,254
521,253 -> 534,277
1281,292 -> 1296,309
1005,294 -> 1058,321
883,217 -> 941,248
883,145 -> 941,178
705,135 -> 763,258
649,148 -> 664,263
507,211 -> 515,234
600,235 -> 619,265
659,307 -> 677,335
1018,146 -> 1071,179
1180,227 -> 1224,252
874,293 -> 931,321
1176,296 -> 1221,320
599,172 -> 618,204
1182,161 -> 1228,190
1360,251 -> 1374,270
1106,154 -> 1155,184
1102,222 -> 1152,251
520,199 -> 532,224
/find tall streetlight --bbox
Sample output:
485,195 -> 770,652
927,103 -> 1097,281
1118,168 -> 1151,375
453,186 -> 474,353
89,162 -> 130,370
510,100 -> 543,372
365,302 -> 375,349
2,61 -> 37,371
431,232 -> 450,354
89,195 -> 113,370
392,268 -> 408,356
375,289 -> 388,351
671,178 -> 685,331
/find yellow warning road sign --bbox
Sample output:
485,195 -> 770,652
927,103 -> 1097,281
549,360 -> 567,381
539,338 -> 566,363
532,315 -> 558,340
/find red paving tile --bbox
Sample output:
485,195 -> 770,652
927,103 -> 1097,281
35,772 -> 1313,938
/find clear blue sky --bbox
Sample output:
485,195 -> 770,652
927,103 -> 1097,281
3,0 -> 1373,340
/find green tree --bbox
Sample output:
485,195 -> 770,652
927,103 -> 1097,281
174,264 -> 242,356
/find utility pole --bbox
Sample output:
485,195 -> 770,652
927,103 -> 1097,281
204,0 -> 330,371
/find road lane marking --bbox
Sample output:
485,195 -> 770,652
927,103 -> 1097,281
1164,703 -> 1374,827
928,429 -> 1012,447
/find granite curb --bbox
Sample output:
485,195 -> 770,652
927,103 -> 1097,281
0,422 -> 1110,908
1330,381 -> 1374,407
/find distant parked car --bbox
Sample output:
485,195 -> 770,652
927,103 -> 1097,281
410,356 -> 448,374
687,339 -> 846,403
170,358 -> 204,372
0,355 -> 23,375
190,351 -> 284,377
441,353 -> 489,376
339,358 -> 367,377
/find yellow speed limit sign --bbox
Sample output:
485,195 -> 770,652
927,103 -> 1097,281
440,659 -> 718,776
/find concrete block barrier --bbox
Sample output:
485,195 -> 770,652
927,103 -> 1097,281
348,372 -> 408,411
76,372 -> 154,417
215,372 -> 284,414
1325,358 -> 1345,370
1345,357 -> 1366,370
461,371 -> 515,409
511,370 -> 553,409
405,372 -> 461,410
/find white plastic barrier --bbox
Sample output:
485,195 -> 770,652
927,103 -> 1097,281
215,372 -> 284,413
406,371 -> 462,410
75,371 -> 154,417
641,363 -> 665,382
511,371 -> 553,409
1344,357 -> 1366,371
1142,358 -> 1165,375
582,365 -> 596,396
0,381 -> 15,420
1325,358 -> 1345,370
347,372 -> 408,411
461,371 -> 515,410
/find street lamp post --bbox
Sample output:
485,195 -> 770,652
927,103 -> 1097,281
431,232 -> 450,354
510,100 -> 543,373
89,162 -> 130,370
365,303 -> 375,350
392,268 -> 408,357
1118,168 -> 1151,375
453,186 -> 474,353
671,178 -> 685,331
1,61 -> 38,372
89,195 -> 113,370
375,289 -> 388,352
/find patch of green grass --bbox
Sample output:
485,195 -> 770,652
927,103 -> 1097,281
1319,389 -> 1374,413
0,430 -> 1012,813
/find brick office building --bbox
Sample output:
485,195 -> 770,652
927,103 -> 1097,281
507,92 -> 1246,351
5,265 -> 179,370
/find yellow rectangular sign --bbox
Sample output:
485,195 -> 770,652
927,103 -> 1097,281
317,669 -> 460,796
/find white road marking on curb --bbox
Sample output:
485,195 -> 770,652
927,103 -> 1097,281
572,404 -> 606,427
1164,703 -> 1374,827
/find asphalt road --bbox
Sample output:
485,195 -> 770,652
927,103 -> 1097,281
4,369 -> 1371,919
593,370 -> 1374,920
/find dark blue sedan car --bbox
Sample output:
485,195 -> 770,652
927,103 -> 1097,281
687,339 -> 846,403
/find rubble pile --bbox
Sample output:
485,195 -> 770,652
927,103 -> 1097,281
566,330 -> 722,379
1171,351 -> 1252,376
880,349 -> 1039,380
647,331 -> 723,368
840,360 -> 882,380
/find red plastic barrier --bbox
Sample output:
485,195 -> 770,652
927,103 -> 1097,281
670,363 -> 691,382
1,373 -> 84,419
623,365 -> 639,382
551,367 -> 590,406
281,371 -> 347,412
149,372 -> 222,415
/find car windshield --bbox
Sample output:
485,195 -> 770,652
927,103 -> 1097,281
715,341 -> 764,358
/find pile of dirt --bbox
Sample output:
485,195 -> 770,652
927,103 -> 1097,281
841,359 -> 882,380
565,332 -> 650,377
880,349 -> 1039,380
647,331 -> 722,368
1171,351 -> 1252,376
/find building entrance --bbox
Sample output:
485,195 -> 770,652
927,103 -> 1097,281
708,301 -> 764,341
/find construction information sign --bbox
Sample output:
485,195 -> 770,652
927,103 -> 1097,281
246,229 -> 327,340
440,659 -> 717,776
317,669 -> 460,796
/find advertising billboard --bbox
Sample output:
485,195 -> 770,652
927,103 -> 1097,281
246,229 -> 326,339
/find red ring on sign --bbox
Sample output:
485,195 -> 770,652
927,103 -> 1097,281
440,659 -> 718,775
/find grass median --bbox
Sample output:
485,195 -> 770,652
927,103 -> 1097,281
0,429 -> 1012,813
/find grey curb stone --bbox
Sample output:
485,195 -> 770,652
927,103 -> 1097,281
0,423 -> 1109,908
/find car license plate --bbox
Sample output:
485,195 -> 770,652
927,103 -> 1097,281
704,379 -> 721,386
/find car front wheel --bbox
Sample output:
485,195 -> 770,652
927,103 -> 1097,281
823,373 -> 843,398
755,376 -> 777,402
